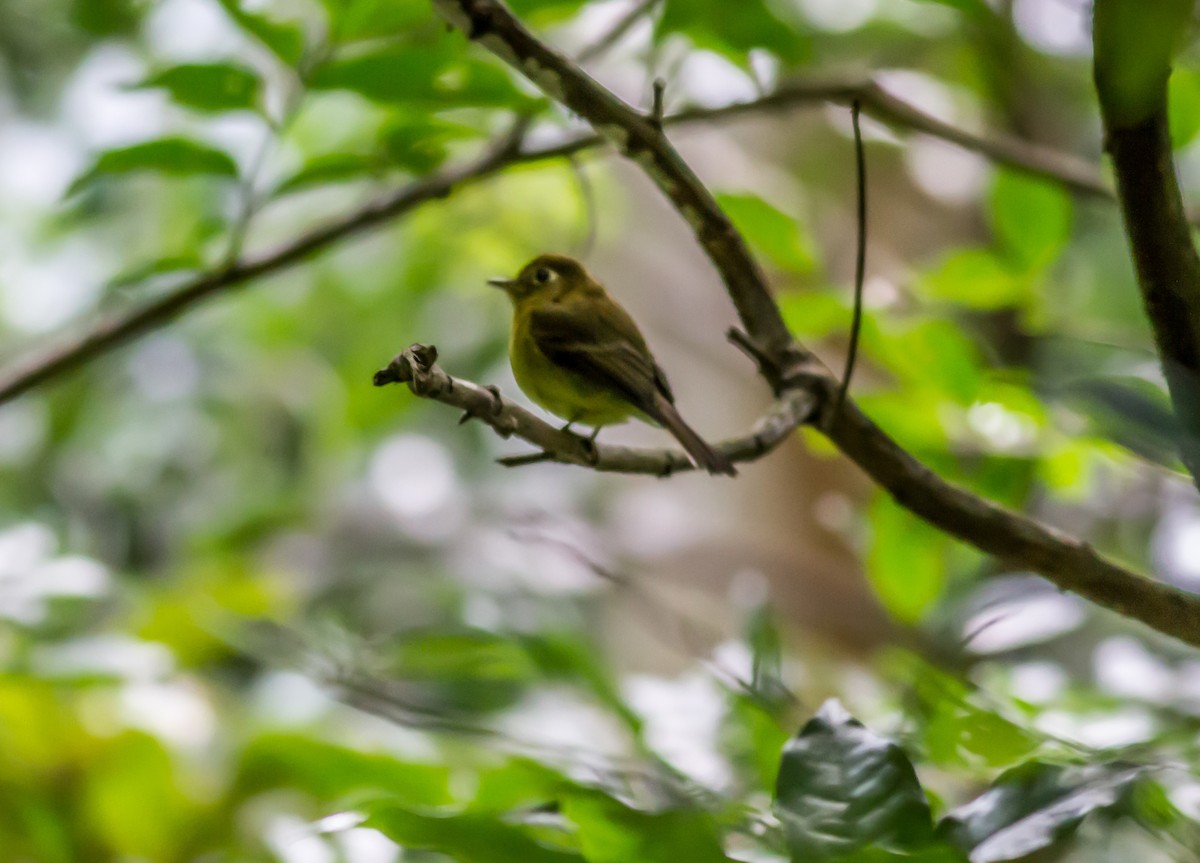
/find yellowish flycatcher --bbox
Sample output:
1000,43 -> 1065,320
489,254 -> 736,476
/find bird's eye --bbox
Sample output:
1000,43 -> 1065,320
534,267 -> 553,284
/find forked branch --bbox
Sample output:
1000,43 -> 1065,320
428,0 -> 1200,649
373,344 -> 818,475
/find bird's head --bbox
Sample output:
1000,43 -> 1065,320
488,254 -> 592,304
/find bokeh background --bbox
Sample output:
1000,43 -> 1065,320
3,0 -> 1200,860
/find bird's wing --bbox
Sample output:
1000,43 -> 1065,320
528,301 -> 674,412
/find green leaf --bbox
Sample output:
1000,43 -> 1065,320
506,0 -> 590,23
1168,67 -> 1200,148
716,192 -> 816,274
988,171 -> 1073,270
130,63 -> 262,113
894,656 -> 1041,771
563,789 -> 733,863
68,137 -> 239,195
106,254 -> 205,290
923,704 -> 1041,772
234,734 -> 454,806
1094,0 -> 1192,126
381,118 -> 480,174
0,790 -> 76,863
471,758 -> 571,813
519,633 -> 643,733
919,248 -> 1026,309
319,0 -> 429,42
775,700 -> 937,861
872,319 -> 983,406
81,733 -> 195,860
216,0 -> 306,65
907,0 -> 992,17
866,495 -> 948,624
723,692 -> 791,793
780,289 -> 852,339
272,153 -> 380,197
655,0 -> 809,67
366,806 -> 583,863
392,630 -> 539,682
937,762 -> 1144,862
311,42 -> 538,108
385,628 -> 539,714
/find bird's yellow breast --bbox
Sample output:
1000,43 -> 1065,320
509,308 -> 634,427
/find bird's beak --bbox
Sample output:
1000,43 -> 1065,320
487,277 -> 515,290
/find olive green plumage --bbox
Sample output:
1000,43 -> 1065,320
490,254 -> 736,476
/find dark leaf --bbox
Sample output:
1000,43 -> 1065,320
775,699 -> 938,861
938,762 -> 1144,862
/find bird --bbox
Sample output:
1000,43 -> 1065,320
488,253 -> 736,476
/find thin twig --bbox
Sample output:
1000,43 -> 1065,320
672,78 -> 1115,202
834,99 -> 867,418
650,77 -> 666,130
575,0 -> 661,63
567,155 -> 598,259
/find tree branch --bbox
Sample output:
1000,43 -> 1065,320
1094,0 -> 1200,490
0,73 -> 1127,407
0,130 -> 522,406
431,0 -> 1200,649
373,344 -> 817,475
825,399 -> 1200,645
376,342 -> 1200,647
707,78 -> 1113,202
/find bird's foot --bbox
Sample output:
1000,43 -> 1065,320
581,427 -> 601,465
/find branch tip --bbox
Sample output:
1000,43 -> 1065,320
650,77 -> 667,131
497,451 -> 555,468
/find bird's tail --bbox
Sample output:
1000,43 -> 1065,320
651,393 -> 737,476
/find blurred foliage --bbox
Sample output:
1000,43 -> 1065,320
3,0 -> 1200,861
